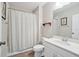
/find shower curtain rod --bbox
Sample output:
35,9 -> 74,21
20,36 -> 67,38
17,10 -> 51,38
8,8 -> 33,13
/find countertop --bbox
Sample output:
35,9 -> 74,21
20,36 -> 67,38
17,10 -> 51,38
43,37 -> 79,56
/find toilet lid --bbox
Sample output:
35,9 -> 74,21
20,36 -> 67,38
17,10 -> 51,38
34,45 -> 44,49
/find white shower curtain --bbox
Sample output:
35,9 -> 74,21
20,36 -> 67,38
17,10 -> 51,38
8,9 -> 37,53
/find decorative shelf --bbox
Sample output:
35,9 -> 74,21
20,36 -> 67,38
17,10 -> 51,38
43,22 -> 51,26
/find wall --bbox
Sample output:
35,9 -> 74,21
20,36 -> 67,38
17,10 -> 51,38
0,2 -> 9,56
53,3 -> 79,38
42,2 -> 55,38
0,2 -> 2,56
8,2 -> 40,13
29,2 -> 56,42
33,5 -> 43,43
33,7 -> 40,43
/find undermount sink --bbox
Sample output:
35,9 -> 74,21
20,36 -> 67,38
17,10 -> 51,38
50,38 -> 79,49
53,39 -> 71,46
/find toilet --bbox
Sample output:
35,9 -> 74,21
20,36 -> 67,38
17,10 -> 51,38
33,45 -> 45,57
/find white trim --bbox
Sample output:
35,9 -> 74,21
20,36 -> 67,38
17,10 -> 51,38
8,8 -> 33,13
7,48 -> 33,57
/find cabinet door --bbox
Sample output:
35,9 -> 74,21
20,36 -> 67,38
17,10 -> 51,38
43,41 -> 56,57
44,46 -> 53,57
55,47 -> 77,57
53,53 -> 62,57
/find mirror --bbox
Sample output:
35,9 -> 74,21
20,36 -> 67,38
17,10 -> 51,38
53,2 -> 79,39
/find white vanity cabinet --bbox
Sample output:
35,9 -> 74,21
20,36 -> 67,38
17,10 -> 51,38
43,40 -> 78,57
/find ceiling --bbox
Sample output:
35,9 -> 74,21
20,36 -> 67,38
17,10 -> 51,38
8,2 -> 46,12
54,2 -> 79,14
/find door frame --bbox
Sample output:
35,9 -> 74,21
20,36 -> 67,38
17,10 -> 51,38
72,14 -> 79,39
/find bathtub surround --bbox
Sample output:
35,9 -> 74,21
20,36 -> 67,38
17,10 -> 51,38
8,9 -> 37,53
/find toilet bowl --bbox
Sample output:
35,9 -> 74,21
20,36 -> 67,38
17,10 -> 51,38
33,45 -> 44,57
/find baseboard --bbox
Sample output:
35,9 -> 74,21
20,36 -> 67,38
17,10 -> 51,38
7,48 -> 33,57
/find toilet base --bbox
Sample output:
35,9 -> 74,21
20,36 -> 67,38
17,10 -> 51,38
34,51 -> 44,57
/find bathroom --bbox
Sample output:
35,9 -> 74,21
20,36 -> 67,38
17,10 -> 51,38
0,1 -> 79,58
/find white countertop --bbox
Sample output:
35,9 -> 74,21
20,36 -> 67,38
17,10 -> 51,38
43,37 -> 79,56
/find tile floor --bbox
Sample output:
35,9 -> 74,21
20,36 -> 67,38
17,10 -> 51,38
11,50 -> 34,57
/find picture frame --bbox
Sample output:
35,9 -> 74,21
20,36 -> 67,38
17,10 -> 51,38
61,17 -> 67,25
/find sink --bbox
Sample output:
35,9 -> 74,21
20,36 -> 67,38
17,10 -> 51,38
52,39 -> 71,46
44,37 -> 79,49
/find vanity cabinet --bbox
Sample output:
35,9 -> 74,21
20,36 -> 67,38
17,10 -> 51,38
43,40 -> 78,57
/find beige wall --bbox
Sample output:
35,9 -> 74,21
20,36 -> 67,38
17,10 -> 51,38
43,2 -> 55,23
42,2 -> 55,38
33,7 -> 40,43
33,5 -> 43,43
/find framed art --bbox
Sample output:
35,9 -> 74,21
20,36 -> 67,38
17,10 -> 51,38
61,17 -> 67,25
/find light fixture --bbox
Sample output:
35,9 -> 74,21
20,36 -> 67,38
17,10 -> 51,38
55,2 -> 71,10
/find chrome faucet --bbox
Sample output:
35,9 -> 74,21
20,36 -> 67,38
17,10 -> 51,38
62,38 -> 68,42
